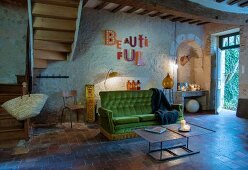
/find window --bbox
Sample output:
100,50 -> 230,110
219,32 -> 240,50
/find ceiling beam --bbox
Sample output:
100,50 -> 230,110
216,0 -> 225,2
239,1 -> 248,7
197,21 -> 211,25
228,0 -> 242,5
125,7 -> 139,13
104,0 -> 248,25
94,2 -> 109,10
189,20 -> 201,24
111,4 -> 125,13
180,18 -> 194,23
138,9 -> 150,15
160,14 -> 174,19
170,17 -> 185,22
149,12 -> 162,17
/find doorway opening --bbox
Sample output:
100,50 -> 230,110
217,32 -> 240,112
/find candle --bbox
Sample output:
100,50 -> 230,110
180,120 -> 186,128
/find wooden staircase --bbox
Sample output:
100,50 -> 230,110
0,84 -> 29,141
31,0 -> 82,69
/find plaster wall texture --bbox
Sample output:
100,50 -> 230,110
33,8 -> 204,113
0,3 -> 27,84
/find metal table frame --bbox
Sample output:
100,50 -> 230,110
148,135 -> 199,161
143,123 -> 215,161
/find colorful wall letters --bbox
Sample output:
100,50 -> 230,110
104,30 -> 149,66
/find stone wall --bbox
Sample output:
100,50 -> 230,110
33,8 -> 204,114
0,1 -> 27,84
237,26 -> 248,118
203,23 -> 240,111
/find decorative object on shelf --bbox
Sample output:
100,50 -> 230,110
85,84 -> 95,122
104,30 -> 148,66
104,68 -> 119,90
137,80 -> 141,90
177,82 -> 189,91
126,80 -> 141,90
179,55 -> 191,66
131,80 -> 136,90
126,80 -> 131,90
188,84 -> 201,91
162,73 -> 174,89
186,99 -> 200,113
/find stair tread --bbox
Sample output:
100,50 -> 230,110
32,0 -> 80,8
0,115 -> 16,120
0,93 -> 21,95
32,3 -> 78,20
0,127 -> 24,133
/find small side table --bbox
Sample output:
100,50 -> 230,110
162,88 -> 174,104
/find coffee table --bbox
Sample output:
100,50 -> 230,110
134,123 -> 215,161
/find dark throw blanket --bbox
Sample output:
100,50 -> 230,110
150,88 -> 178,125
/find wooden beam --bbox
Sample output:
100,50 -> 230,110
111,4 -> 125,13
126,7 -> 138,13
149,12 -> 162,17
104,0 -> 248,25
189,20 -> 201,24
197,21 -> 211,25
160,14 -> 174,19
180,18 -> 194,23
228,0 -> 242,5
32,3 -> 77,20
32,0 -> 79,7
170,17 -> 184,22
33,17 -> 76,31
94,2 -> 109,10
34,40 -> 71,52
34,50 -> 66,60
216,0 -> 225,2
34,30 -> 74,43
34,59 -> 48,68
138,9 -> 150,15
239,1 -> 248,7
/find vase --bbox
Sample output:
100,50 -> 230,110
162,73 -> 174,89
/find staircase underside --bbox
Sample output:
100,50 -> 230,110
32,0 -> 80,69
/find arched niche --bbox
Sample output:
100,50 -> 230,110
176,40 -> 204,87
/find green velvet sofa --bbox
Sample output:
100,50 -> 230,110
99,90 -> 183,140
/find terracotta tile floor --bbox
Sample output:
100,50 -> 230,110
0,110 -> 248,170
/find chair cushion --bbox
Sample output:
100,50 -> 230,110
134,114 -> 156,122
113,116 -> 139,125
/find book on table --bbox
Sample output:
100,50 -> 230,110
144,126 -> 167,134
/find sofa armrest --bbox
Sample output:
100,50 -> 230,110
98,107 -> 113,118
171,104 -> 184,122
98,107 -> 114,133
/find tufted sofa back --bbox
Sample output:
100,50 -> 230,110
99,90 -> 153,117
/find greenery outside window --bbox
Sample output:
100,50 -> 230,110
219,32 -> 240,50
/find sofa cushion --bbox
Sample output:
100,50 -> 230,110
113,116 -> 139,125
134,114 -> 156,122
